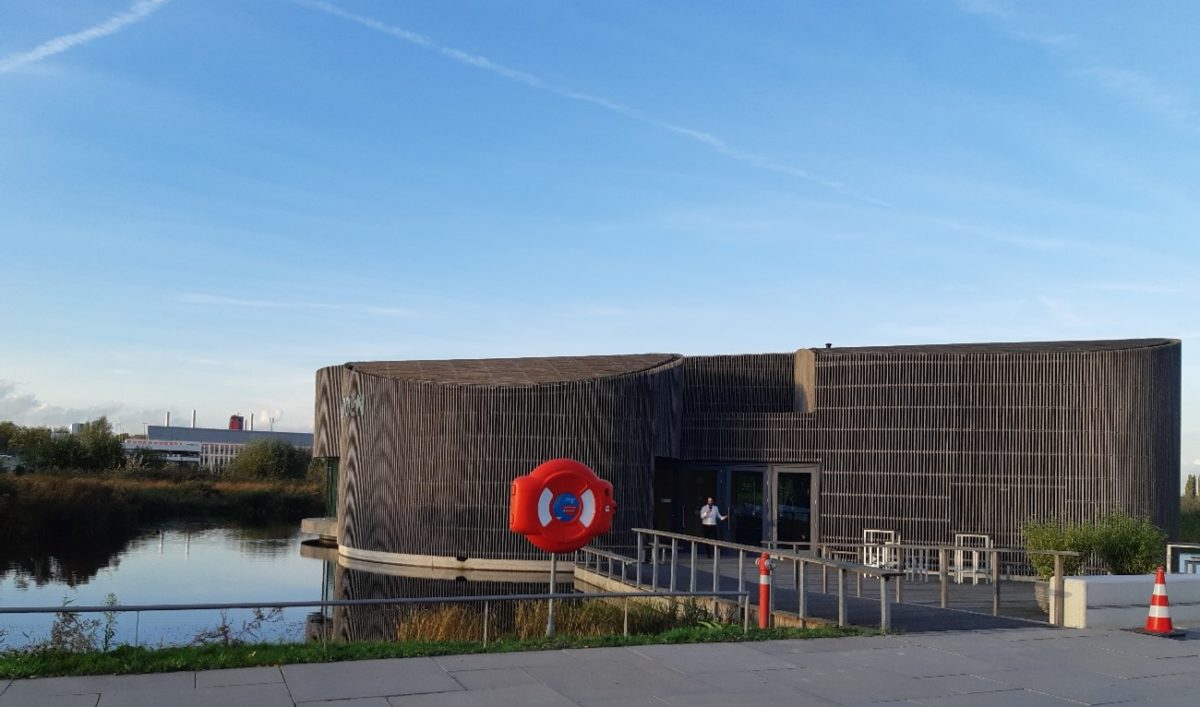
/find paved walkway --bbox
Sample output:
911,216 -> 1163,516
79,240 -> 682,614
617,553 -> 1046,631
2,627 -> 1197,706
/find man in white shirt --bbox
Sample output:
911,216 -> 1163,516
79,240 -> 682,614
699,496 -> 727,556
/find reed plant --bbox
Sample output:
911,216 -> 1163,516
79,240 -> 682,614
387,597 -> 711,643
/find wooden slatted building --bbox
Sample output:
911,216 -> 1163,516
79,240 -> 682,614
313,338 -> 1179,568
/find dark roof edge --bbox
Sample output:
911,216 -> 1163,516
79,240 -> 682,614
810,338 -> 1179,356
342,353 -> 684,387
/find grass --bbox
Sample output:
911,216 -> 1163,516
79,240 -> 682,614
0,624 -> 867,679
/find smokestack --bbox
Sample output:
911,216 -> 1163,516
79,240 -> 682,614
165,411 -> 171,427
191,409 -> 196,428
249,413 -> 254,431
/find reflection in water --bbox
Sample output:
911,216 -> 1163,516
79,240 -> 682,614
306,545 -> 570,644
0,524 -> 320,649
0,527 -> 138,589
2,526 -> 576,649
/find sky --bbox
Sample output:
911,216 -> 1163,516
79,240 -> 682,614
1,0 -> 1198,478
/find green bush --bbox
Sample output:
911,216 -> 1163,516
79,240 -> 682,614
225,439 -> 310,481
1021,519 -> 1092,580
1090,512 -> 1165,575
1023,511 -> 1166,578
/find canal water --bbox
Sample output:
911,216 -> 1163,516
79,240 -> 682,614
0,523 -> 567,649
0,523 -> 321,649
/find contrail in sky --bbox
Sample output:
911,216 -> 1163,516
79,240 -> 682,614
0,0 -> 170,73
293,0 -> 886,206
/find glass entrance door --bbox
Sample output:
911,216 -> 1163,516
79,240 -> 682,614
679,468 -> 719,536
730,469 -> 765,545
773,468 -> 815,549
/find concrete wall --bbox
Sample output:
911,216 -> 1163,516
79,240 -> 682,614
1063,573 -> 1200,629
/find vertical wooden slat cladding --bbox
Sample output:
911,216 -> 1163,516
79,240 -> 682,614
679,339 -> 1181,548
324,355 -> 684,562
313,366 -> 346,458
317,339 -> 1179,563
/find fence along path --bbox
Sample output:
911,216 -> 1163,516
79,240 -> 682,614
576,529 -> 1058,632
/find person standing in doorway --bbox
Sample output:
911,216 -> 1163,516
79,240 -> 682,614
700,496 -> 727,556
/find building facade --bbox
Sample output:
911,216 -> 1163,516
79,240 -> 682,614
313,339 -> 1180,569
143,426 -> 313,469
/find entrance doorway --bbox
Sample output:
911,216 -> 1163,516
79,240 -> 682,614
653,461 -> 819,549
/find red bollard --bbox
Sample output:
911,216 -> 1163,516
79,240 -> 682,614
756,552 -> 775,629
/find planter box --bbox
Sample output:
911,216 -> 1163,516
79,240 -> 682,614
1063,573 -> 1200,629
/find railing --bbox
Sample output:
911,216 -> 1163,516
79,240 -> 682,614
601,528 -> 906,632
587,531 -> 1081,629
814,541 -> 1080,625
1166,543 -> 1200,574
0,588 -> 750,646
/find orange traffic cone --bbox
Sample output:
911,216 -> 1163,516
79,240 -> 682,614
1142,566 -> 1182,637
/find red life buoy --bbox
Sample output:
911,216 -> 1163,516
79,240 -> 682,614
509,458 -> 616,554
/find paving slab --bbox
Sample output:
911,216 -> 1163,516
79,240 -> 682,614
299,698 -> 392,707
0,693 -> 100,707
1116,672 -> 1200,706
976,666 -> 1165,706
758,665 -> 1014,704
0,671 -> 193,702
627,642 -> 796,673
387,683 -> 577,707
433,649 -> 572,671
0,681 -> 8,698
912,688 -> 1080,706
840,646 -> 1000,678
445,667 -> 538,690
282,657 -> 462,702
1087,630 -> 1200,659
746,635 -> 912,655
521,653 -> 706,704
195,666 -> 283,688
98,681 -> 294,707
656,684 -> 836,706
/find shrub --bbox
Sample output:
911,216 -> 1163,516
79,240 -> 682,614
1021,519 -> 1092,580
1090,511 -> 1165,575
1023,511 -> 1166,578
225,439 -> 310,481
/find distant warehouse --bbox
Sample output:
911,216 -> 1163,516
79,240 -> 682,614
127,425 -> 313,470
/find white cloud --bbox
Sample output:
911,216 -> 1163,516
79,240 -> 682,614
955,2 -> 1196,131
0,0 -> 170,73
0,380 -> 122,427
292,0 -> 885,205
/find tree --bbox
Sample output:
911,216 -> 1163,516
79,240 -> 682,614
226,439 -> 310,481
1186,474 -> 1198,500
0,420 -> 19,452
77,417 -> 124,470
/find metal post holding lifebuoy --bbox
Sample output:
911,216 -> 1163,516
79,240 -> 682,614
756,552 -> 775,629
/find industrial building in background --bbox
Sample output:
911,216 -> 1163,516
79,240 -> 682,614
311,338 -> 1180,570
123,412 -> 312,470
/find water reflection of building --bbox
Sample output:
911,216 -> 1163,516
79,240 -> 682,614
301,542 -> 567,642
312,340 -> 1180,569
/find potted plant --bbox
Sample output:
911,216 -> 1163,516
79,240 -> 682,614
1022,519 -> 1092,613
1022,511 -> 1166,613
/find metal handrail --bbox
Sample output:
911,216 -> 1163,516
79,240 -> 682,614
631,528 -> 904,578
815,541 -> 1081,557
626,528 -> 902,632
0,590 -> 743,616
0,588 -> 753,646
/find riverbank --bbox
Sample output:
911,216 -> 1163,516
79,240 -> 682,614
0,624 -> 863,679
0,474 -> 322,551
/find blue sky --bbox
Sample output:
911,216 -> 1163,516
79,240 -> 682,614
1,0 -> 1197,478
